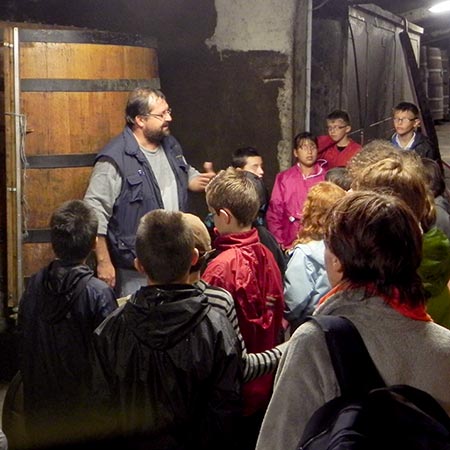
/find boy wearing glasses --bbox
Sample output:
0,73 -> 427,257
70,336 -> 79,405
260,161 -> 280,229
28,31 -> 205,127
317,109 -> 361,168
390,101 -> 441,161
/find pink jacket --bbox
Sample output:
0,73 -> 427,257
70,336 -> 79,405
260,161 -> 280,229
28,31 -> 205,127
266,161 -> 327,249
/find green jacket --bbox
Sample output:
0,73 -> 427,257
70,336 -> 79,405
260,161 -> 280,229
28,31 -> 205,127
419,226 -> 450,328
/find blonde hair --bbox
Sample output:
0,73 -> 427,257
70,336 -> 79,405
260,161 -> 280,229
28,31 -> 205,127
293,181 -> 346,245
347,139 -> 399,182
206,167 -> 259,226
352,155 -> 429,227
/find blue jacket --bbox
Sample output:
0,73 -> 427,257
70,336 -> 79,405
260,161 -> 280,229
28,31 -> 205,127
97,127 -> 190,269
284,239 -> 331,330
391,131 -> 441,161
18,260 -> 117,444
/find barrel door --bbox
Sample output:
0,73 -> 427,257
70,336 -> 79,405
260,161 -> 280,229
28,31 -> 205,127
1,25 -> 160,307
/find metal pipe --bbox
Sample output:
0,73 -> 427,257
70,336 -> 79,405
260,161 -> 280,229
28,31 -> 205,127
13,27 -> 23,297
305,0 -> 313,131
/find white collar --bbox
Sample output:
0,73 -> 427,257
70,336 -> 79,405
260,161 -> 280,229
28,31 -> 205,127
394,131 -> 416,150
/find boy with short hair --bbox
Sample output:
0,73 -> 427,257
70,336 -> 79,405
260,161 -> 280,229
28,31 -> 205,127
325,166 -> 352,191
183,212 -> 288,382
91,209 -> 242,450
317,109 -> 361,168
230,146 -> 286,275
231,146 -> 268,223
231,146 -> 265,178
390,101 -> 441,162
18,200 -> 117,448
202,167 -> 285,450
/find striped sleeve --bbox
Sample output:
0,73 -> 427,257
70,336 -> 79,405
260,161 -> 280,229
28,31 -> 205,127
197,279 -> 288,382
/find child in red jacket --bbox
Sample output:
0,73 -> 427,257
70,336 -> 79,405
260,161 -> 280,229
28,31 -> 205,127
203,167 -> 285,450
317,109 -> 361,168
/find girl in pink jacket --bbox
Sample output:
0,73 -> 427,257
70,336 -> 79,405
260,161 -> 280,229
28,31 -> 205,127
266,132 -> 327,250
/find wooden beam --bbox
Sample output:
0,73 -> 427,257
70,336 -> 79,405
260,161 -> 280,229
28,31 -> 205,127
3,26 -> 21,308
401,7 -> 434,23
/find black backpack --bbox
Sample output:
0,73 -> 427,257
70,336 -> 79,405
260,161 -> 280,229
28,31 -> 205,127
297,315 -> 450,450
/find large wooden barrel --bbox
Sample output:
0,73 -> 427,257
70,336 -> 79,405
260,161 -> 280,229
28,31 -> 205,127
1,24 -> 159,307
427,46 -> 444,121
420,45 -> 428,98
442,49 -> 449,120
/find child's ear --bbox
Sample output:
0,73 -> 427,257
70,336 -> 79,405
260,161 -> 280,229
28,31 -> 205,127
134,258 -> 146,274
219,208 -> 232,224
345,125 -> 352,133
191,248 -> 199,266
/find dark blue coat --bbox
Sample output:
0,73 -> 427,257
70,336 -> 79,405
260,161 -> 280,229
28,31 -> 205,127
18,260 -> 117,444
97,127 -> 190,269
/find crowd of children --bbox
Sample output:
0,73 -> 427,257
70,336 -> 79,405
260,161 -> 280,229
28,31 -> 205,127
8,98 -> 450,450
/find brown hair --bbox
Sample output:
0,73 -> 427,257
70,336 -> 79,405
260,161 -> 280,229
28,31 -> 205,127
293,182 -> 346,245
206,167 -> 259,227
125,87 -> 166,127
325,191 -> 425,306
324,167 -> 352,191
135,209 -> 194,284
50,200 -> 98,263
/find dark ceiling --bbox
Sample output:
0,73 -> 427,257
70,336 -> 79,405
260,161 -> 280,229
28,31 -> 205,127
352,0 -> 450,48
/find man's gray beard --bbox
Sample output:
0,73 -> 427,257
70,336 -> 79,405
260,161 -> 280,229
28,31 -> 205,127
143,127 -> 170,145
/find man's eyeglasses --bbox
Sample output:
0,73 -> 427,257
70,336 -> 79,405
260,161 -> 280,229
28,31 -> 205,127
393,117 -> 417,123
142,108 -> 172,121
327,125 -> 347,132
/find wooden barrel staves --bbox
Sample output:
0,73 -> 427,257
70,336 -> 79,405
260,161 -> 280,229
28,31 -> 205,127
1,25 -> 160,306
427,46 -> 444,121
420,45 -> 428,98
441,49 -> 449,120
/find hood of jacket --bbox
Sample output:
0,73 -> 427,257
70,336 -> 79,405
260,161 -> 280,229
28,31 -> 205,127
39,260 -> 94,324
213,227 -> 260,253
123,284 -> 210,350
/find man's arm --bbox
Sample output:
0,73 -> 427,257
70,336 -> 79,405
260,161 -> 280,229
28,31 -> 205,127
95,236 -> 116,288
84,159 -> 122,287
188,161 -> 216,192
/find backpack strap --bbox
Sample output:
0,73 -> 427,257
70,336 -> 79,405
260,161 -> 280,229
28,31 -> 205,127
309,315 -> 385,396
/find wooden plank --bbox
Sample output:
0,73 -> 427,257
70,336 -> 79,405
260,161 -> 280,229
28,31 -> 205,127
20,44 -> 158,79
23,167 -> 92,228
22,91 -> 126,154
22,243 -> 53,277
3,27 -> 20,307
